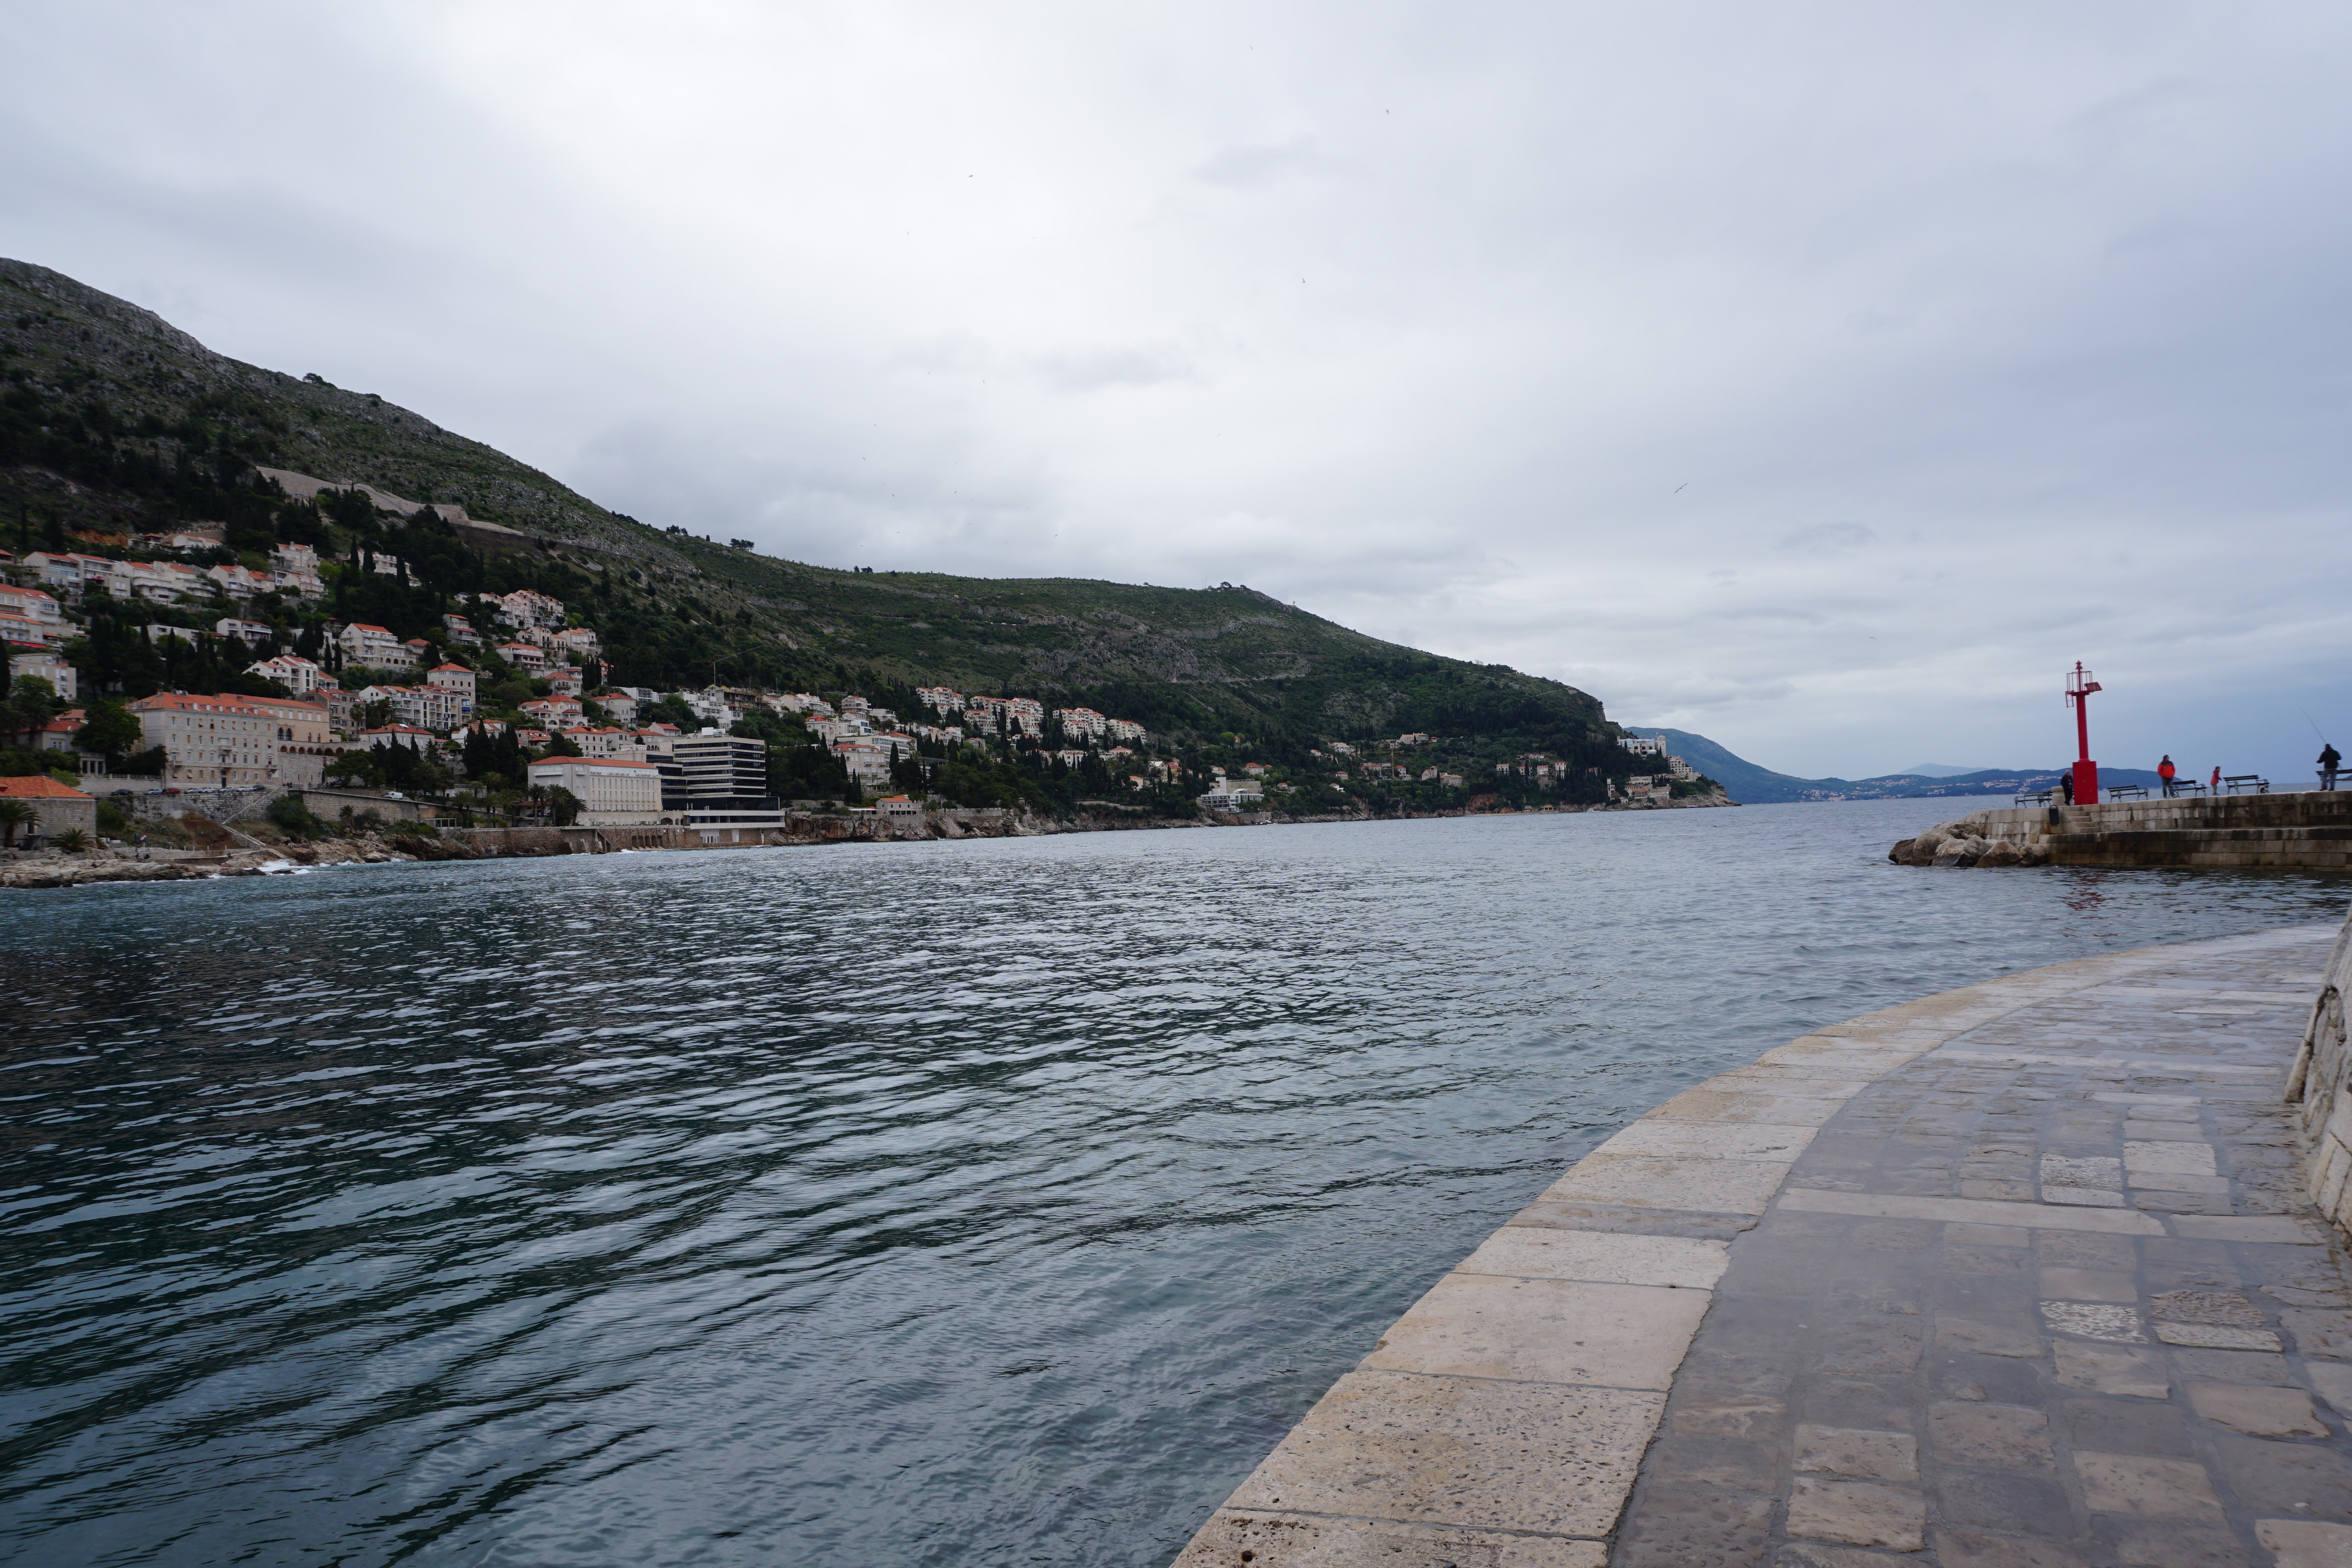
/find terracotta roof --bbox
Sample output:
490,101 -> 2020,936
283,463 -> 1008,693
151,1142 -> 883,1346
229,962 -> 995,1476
131,693 -> 268,714
0,774 -> 92,800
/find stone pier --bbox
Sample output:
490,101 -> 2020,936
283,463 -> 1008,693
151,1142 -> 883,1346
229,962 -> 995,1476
1172,923 -> 2352,1567
1895,793 -> 2352,871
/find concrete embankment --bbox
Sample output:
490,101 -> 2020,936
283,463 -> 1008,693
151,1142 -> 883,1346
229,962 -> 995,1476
1893,791 -> 2352,871
1172,923 -> 2352,1567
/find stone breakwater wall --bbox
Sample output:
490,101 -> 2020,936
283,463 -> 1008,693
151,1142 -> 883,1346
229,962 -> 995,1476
2291,920 -> 2352,1238
1168,928 -> 2334,1567
1891,792 -> 2352,870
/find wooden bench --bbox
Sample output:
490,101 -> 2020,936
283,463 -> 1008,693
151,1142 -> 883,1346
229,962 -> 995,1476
2106,784 -> 2150,801
2014,788 -> 2056,806
2167,781 -> 2210,797
2224,774 -> 2270,795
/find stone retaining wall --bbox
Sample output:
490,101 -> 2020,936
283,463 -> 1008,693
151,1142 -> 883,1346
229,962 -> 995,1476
2290,920 -> 2352,1238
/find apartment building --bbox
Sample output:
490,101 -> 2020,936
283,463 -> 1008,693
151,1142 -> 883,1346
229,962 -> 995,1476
216,617 -> 274,648
358,683 -> 466,733
426,664 -> 477,710
9,648 -> 76,702
243,694 -> 337,787
247,654 -> 332,696
338,623 -> 410,668
526,757 -> 661,825
128,693 -> 285,788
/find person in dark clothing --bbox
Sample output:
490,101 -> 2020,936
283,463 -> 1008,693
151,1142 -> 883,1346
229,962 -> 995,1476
2059,771 -> 2074,805
2323,744 -> 2343,792
2158,755 -> 2178,797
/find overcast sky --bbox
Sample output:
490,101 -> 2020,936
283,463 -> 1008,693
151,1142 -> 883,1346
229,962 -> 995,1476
6,3 -> 2350,780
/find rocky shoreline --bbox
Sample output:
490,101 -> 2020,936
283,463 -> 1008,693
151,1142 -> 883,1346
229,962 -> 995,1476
2,789 -> 1736,891
1887,821 -> 2053,867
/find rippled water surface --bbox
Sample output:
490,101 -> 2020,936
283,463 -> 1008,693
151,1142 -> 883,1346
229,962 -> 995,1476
4,801 -> 2346,1566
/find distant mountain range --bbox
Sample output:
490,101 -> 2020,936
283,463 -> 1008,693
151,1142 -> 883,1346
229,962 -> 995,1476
1626,728 -> 2166,805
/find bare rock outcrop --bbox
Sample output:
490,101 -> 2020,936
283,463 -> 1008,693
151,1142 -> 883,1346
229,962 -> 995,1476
1889,820 -> 2046,868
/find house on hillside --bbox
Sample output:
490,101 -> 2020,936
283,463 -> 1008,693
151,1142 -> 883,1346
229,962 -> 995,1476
338,623 -> 410,668
0,775 -> 95,847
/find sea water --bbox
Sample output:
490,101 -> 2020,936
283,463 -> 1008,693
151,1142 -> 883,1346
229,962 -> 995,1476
2,800 -> 2342,1566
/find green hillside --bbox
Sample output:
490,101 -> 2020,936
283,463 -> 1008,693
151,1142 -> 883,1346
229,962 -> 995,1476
1,258 -> 1629,785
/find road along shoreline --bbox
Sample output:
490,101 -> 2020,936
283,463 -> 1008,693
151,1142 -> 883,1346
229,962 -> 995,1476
1171,921 -> 2346,1567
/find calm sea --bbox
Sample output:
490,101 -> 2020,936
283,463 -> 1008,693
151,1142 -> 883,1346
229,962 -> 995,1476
2,801 -> 2343,1566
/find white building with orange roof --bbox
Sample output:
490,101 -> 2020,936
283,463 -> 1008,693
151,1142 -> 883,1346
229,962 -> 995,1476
490,589 -> 565,628
337,622 -> 410,667
34,708 -> 82,751
205,564 -> 276,599
248,654 -> 328,696
9,648 -> 76,703
569,727 -> 644,760
519,697 -> 582,727
270,542 -> 320,579
128,692 -> 283,787
358,683 -> 466,733
0,610 -> 69,647
242,694 -> 336,786
526,756 -> 660,824
0,584 -> 62,628
355,724 -> 436,753
834,740 -> 891,785
426,663 -> 476,710
0,775 -> 96,846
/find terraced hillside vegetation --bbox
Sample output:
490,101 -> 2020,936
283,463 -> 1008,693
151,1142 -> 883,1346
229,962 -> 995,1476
1,257 -> 1653,798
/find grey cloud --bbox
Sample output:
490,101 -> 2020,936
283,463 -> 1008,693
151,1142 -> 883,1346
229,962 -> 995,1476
10,3 -> 2352,780
1030,345 -> 1200,393
1773,523 -> 1877,555
1190,139 -> 1325,189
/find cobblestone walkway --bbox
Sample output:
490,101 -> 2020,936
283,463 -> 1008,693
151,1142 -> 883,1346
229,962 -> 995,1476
1618,927 -> 2350,1568
1171,925 -> 2352,1568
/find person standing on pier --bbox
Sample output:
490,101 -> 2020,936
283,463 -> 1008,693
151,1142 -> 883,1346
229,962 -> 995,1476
2158,755 -> 2178,797
2321,743 -> 2342,792
2211,765 -> 2223,793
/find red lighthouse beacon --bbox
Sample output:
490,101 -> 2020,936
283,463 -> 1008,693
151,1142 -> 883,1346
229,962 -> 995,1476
2066,663 -> 2102,806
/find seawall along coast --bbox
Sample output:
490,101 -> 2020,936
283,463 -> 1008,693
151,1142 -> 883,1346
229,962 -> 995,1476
1171,922 -> 2352,1566
1891,791 -> 2352,871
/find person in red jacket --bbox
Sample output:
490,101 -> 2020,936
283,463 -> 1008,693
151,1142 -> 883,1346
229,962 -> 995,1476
2211,765 -> 2222,793
2158,755 -> 2177,797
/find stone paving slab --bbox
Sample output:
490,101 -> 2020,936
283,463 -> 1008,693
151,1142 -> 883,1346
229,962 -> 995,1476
1170,925 -> 2350,1568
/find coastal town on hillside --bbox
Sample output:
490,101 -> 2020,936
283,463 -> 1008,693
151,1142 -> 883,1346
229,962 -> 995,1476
0,526 -> 1715,851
